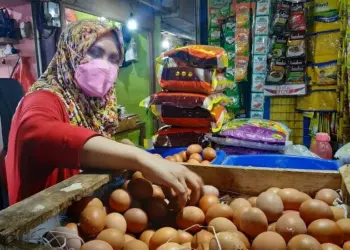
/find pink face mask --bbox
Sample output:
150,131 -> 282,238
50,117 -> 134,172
74,59 -> 119,98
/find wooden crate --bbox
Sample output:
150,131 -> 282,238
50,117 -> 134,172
0,165 -> 348,249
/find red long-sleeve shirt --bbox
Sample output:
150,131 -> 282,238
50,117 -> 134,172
5,90 -> 98,205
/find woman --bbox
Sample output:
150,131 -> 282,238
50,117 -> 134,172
5,20 -> 203,207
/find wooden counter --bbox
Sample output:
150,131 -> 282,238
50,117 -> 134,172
0,164 -> 348,247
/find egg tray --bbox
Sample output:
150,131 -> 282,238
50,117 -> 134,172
0,164 -> 348,248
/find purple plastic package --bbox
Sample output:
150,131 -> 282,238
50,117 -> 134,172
220,125 -> 286,145
222,146 -> 283,155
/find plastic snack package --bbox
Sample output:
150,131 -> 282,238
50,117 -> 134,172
158,66 -> 234,94
270,36 -> 287,58
225,66 -> 235,82
235,28 -> 250,56
221,146 -> 283,155
251,93 -> 265,111
267,57 -> 287,84
286,58 -> 306,84
209,8 -> 221,28
313,60 -> 338,85
253,55 -> 268,74
209,27 -> 222,44
250,111 -> 265,119
252,74 -> 265,92
255,16 -> 270,36
253,36 -> 269,55
236,5 -> 250,28
308,30 -> 341,63
287,31 -> 306,58
256,0 -> 272,16
271,1 -> 290,36
225,87 -> 242,112
289,3 -> 307,31
157,45 -> 229,69
153,126 -> 210,148
306,63 -> 316,83
235,56 -> 249,82
296,88 -> 337,111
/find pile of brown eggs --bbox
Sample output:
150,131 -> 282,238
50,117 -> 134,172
157,144 -> 217,165
55,174 -> 350,250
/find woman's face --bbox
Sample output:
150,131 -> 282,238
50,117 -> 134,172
84,32 -> 121,66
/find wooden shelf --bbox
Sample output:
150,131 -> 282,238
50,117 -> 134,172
0,38 -> 18,46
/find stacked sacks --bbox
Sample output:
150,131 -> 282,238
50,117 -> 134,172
141,45 -> 234,148
207,119 -> 290,155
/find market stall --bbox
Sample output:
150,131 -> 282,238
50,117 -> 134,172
0,163 -> 348,249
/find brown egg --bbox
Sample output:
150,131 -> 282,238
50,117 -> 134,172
174,154 -> 184,162
278,188 -> 305,210
267,187 -> 281,194
43,227 -> 81,250
230,198 -> 252,211
80,240 -> 113,250
139,230 -> 155,246
232,206 -> 250,230
177,230 -> 193,244
321,243 -> 342,250
248,197 -> 257,207
344,241 -> 350,250
65,223 -> 79,234
331,206 -> 345,221
199,195 -> 220,214
128,178 -> 153,200
105,212 -> 127,233
124,208 -> 148,234
287,234 -> 321,250
190,153 -> 203,162
157,242 -> 183,250
227,231 -> 251,249
276,214 -> 307,242
187,159 -> 200,165
187,144 -> 203,156
166,156 -> 177,162
197,243 -> 210,250
152,185 -> 166,199
132,171 -> 144,179
283,210 -> 300,217
208,217 -> 237,233
240,207 -> 268,238
176,206 -> 205,233
301,192 -> 312,201
315,189 -> 340,206
202,185 -> 220,197
252,231 -> 287,250
179,151 -> 188,161
123,180 -> 130,190
96,228 -> 124,250
123,240 -> 148,250
205,204 -> 234,224
336,218 -> 350,241
147,197 -> 169,220
80,206 -> 106,236
201,160 -> 212,165
256,192 -> 284,222
109,189 -> 131,213
299,199 -> 334,224
209,231 -> 247,250
149,227 -> 179,250
124,234 -> 136,243
268,222 -> 276,232
202,147 -> 217,161
308,219 -> 344,246
68,197 -> 104,219
191,230 -> 214,249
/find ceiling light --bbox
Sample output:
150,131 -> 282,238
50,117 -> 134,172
162,39 -> 170,50
127,14 -> 137,30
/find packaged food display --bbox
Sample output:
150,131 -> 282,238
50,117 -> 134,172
253,36 -> 269,55
255,16 -> 270,36
253,55 -> 268,74
252,74 -> 266,92
251,93 -> 265,111
256,0 -> 272,16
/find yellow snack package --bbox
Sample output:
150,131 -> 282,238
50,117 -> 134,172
297,88 -> 337,111
313,60 -> 338,85
308,30 -> 341,63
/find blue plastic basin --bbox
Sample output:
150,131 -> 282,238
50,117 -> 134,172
221,154 -> 340,170
147,147 -> 226,165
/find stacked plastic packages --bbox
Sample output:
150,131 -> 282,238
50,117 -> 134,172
207,119 -> 290,154
141,45 -> 234,148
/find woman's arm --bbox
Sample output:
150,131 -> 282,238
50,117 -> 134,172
81,136 -> 203,207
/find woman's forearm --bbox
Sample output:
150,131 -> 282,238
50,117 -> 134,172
80,136 -> 149,171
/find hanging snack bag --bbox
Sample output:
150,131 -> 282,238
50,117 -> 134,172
235,28 -> 249,56
251,93 -> 265,111
256,0 -> 272,16
289,3 -> 306,31
286,58 -> 306,84
286,31 -> 306,58
252,74 -> 265,92
223,17 -> 236,51
250,111 -> 265,119
236,5 -> 250,29
253,55 -> 268,74
235,56 -> 249,82
158,66 -> 234,94
255,16 -> 270,36
313,60 -> 338,85
253,36 -> 269,55
157,45 -> 229,69
267,57 -> 287,84
271,1 -> 290,36
270,36 -> 287,58
226,66 -> 235,82
308,30 -> 341,63
153,126 -> 210,148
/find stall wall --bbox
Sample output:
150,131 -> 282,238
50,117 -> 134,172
0,4 -> 37,79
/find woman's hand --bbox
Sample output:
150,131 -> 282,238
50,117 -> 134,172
137,154 -> 204,208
